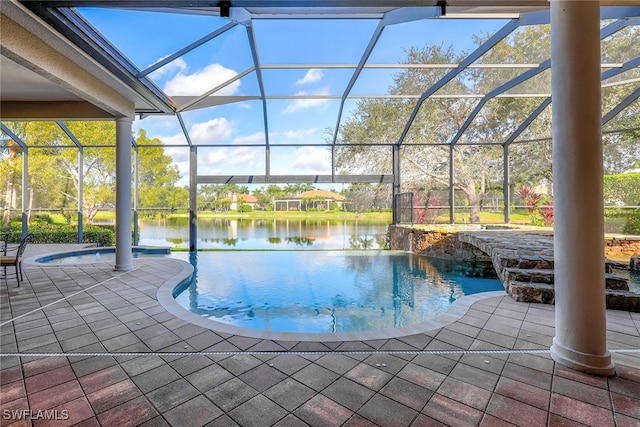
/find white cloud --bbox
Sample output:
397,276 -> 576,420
200,146 -> 262,168
154,132 -> 188,146
292,147 -> 331,173
296,69 -> 324,86
284,128 -> 317,139
190,118 -> 234,144
148,57 -> 187,80
232,132 -> 266,145
163,63 -> 241,96
283,87 -> 331,114
148,118 -> 234,175
161,145 -> 190,178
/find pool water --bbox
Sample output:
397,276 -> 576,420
172,251 -> 504,334
34,247 -> 169,264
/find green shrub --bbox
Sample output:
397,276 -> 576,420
1,222 -> 115,245
33,214 -> 55,224
622,210 -> 640,235
606,208 -> 640,235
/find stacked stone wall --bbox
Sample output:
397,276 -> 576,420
389,224 -> 640,311
604,237 -> 640,260
388,225 -> 491,263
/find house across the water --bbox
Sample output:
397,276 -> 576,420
275,190 -> 346,211
220,193 -> 258,211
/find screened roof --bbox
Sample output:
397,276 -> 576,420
1,1 -> 639,160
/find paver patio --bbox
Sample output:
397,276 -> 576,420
1,244 -> 638,426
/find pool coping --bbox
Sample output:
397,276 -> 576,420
23,245 -> 171,265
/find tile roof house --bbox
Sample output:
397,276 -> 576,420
220,193 -> 258,211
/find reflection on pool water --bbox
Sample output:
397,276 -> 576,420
171,251 -> 504,334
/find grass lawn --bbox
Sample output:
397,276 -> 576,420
88,209 -> 536,225
180,210 -> 393,222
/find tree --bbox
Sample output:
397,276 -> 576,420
136,129 -> 182,211
341,183 -> 391,211
198,183 -> 248,211
260,184 -> 287,210
0,121 -> 184,225
60,121 -> 118,224
603,173 -> 640,206
334,23 -> 640,223
1,121 -> 72,224
601,23 -> 640,174
1,139 -> 22,225
283,183 -> 315,197
336,44 -> 506,223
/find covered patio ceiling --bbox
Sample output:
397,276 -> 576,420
2,0 -> 639,152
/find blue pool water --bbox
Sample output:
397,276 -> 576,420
33,248 -> 640,335
171,251 -> 504,334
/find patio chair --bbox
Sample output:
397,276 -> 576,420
1,234 -> 33,287
1,232 -> 10,256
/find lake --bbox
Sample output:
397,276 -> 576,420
135,217 -> 390,250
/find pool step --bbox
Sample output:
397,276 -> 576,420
508,280 -> 555,304
497,256 -> 553,271
504,267 -> 631,306
504,267 -> 629,289
457,231 -> 638,311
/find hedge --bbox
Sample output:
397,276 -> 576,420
603,172 -> 640,206
1,222 -> 115,246
623,210 -> 640,235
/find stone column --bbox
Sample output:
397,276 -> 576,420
115,117 -> 134,271
549,1 -> 614,375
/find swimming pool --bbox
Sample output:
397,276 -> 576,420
170,251 -> 504,335
31,246 -> 170,264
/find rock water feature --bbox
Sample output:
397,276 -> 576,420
389,225 -> 640,312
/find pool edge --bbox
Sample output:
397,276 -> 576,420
157,266 -> 507,341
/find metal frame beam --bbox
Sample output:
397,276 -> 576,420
0,124 -> 29,237
56,122 -> 85,243
22,3 -> 176,114
503,20 -> 640,147
449,59 -> 550,146
197,174 -> 395,184
602,86 -> 640,126
244,22 -> 272,178
137,22 -> 238,78
396,18 -> 520,145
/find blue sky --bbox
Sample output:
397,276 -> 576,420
78,7 -> 508,187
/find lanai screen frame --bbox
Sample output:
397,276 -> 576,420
1,2 -> 639,250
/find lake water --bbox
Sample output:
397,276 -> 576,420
136,217 -> 390,250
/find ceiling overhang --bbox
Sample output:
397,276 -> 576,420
1,0 -> 176,119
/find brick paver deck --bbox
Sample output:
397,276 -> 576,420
1,244 -> 638,426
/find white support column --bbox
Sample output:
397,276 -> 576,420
549,1 -> 614,376
115,117 -> 134,271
